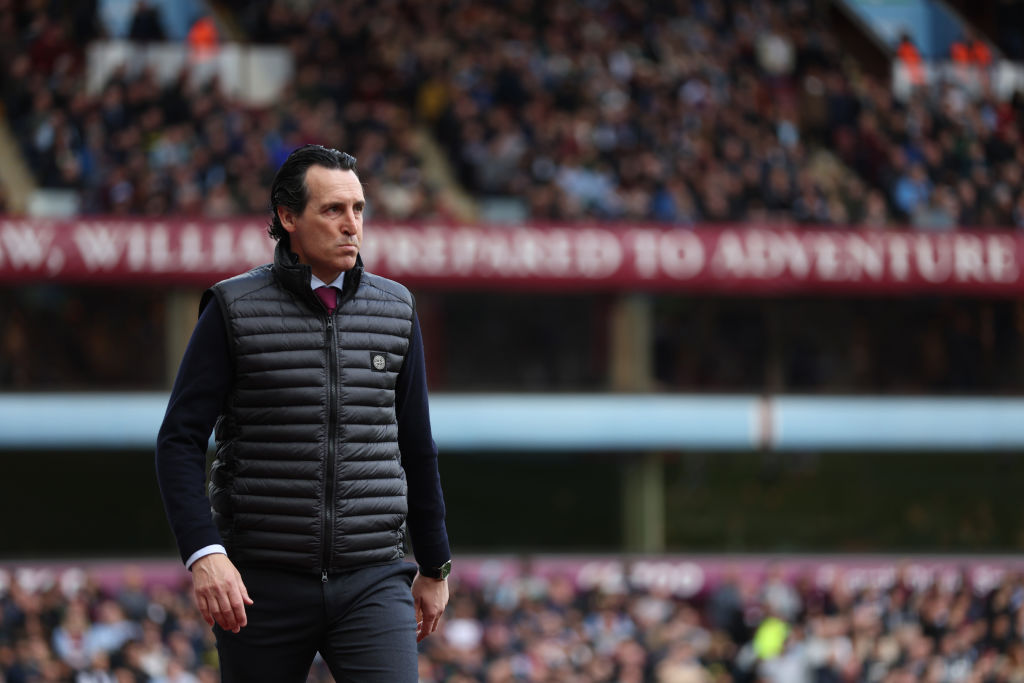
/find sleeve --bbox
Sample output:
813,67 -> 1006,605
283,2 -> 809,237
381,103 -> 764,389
396,309 -> 452,570
155,301 -> 233,566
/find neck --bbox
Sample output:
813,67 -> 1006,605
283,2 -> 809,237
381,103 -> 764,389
313,269 -> 343,285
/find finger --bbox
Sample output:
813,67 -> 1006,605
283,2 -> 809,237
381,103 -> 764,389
416,609 -> 437,641
212,592 -> 237,632
418,616 -> 439,642
426,608 -> 440,635
228,587 -> 248,630
195,593 -> 214,627
240,580 -> 254,606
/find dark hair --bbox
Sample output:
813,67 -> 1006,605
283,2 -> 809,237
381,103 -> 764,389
268,144 -> 358,242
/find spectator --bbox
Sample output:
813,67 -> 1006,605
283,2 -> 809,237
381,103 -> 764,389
10,562 -> 1024,683
5,1 -> 1024,230
893,163 -> 933,217
128,2 -> 166,42
896,32 -> 925,87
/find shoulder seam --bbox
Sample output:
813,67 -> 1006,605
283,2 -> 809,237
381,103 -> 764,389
214,266 -> 276,300
361,276 -> 413,307
364,283 -> 412,305
232,279 -> 282,302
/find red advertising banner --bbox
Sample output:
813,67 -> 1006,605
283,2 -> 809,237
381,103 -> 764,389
0,218 -> 1021,294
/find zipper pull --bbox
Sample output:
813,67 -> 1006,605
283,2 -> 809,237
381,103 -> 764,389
322,570 -> 328,583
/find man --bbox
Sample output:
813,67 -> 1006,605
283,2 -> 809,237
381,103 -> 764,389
156,145 -> 451,682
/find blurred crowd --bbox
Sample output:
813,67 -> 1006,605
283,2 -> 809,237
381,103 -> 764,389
3,0 -> 1024,228
0,0 -> 445,220
5,564 -> 1024,682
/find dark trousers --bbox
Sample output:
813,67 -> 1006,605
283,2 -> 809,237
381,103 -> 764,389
214,560 -> 419,682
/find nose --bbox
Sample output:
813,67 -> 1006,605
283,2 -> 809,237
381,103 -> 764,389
340,208 -> 358,234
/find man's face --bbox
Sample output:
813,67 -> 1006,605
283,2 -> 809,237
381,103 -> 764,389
278,166 -> 364,282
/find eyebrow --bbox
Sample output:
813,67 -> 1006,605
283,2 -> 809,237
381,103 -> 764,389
320,199 -> 366,209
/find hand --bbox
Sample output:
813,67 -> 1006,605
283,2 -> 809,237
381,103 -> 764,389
191,553 -> 253,633
412,573 -> 449,642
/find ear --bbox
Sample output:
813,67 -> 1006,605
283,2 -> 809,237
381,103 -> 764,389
277,205 -> 297,234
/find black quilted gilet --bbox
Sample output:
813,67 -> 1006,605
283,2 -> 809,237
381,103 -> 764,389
202,243 -> 413,574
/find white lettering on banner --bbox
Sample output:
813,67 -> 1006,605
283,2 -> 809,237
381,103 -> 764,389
576,561 -> 627,594
384,227 -> 623,279
46,246 -> 65,275
777,232 -> 811,279
710,231 -> 746,278
449,228 -> 481,275
2,220 -> 1024,290
420,228 -> 449,274
575,229 -> 622,278
744,230 -> 785,279
712,230 -> 851,281
210,226 -> 239,270
0,222 -> 55,271
374,226 -> 453,276
479,234 -> 515,276
845,234 -> 885,281
708,230 -> 812,280
149,226 -> 173,272
839,566 -> 898,592
954,234 -> 986,282
812,235 -> 843,280
73,224 -> 126,271
357,228 -> 377,265
988,235 -> 1019,283
575,560 -> 705,598
629,561 -> 705,598
888,235 -> 911,281
515,228 -> 543,275
126,224 -> 149,271
916,235 -> 953,283
658,231 -> 704,279
238,228 -> 273,267
179,224 -> 204,271
813,563 -> 969,593
630,230 -> 660,278
973,564 -> 1006,596
383,227 -> 419,274
71,221 -> 271,275
546,230 -> 573,275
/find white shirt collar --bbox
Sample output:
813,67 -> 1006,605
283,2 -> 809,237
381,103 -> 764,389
310,272 -> 345,290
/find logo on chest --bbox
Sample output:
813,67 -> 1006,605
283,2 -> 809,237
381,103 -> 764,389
370,352 -> 388,372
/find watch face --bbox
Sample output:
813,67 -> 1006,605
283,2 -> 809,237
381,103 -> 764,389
439,560 -> 452,580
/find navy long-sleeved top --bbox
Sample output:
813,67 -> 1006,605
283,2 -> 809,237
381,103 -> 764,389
155,299 -> 451,571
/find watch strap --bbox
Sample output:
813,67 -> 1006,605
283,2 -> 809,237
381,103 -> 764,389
418,559 -> 452,580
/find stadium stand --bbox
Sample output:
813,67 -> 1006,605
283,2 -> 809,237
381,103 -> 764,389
4,1 -> 1024,681
4,0 -> 1023,227
3,0 -> 1024,396
0,2 -> 446,220
4,560 -> 1024,682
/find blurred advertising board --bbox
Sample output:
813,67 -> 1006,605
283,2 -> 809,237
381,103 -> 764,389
4,555 -> 1024,599
0,218 -> 1020,294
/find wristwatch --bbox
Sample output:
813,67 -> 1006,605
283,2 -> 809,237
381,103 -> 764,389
418,559 -> 452,580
